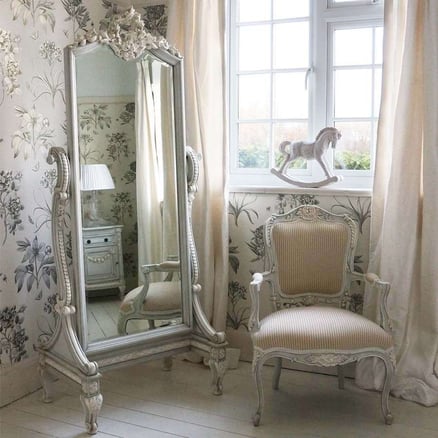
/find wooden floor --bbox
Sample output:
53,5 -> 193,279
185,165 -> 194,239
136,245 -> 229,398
1,359 -> 437,438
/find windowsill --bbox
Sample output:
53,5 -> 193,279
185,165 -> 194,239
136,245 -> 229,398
229,185 -> 372,197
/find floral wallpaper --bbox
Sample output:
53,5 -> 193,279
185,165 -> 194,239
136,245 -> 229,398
226,192 -> 371,360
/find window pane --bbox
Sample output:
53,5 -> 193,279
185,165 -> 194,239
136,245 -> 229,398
273,122 -> 308,169
238,0 -> 271,22
334,28 -> 372,66
273,0 -> 309,19
334,122 -> 371,170
374,26 -> 383,64
239,74 -> 270,119
273,22 -> 309,69
273,72 -> 308,119
335,69 -> 372,118
239,25 -> 271,71
238,123 -> 270,168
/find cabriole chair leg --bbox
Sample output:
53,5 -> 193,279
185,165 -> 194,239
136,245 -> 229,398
253,358 -> 265,426
272,357 -> 282,390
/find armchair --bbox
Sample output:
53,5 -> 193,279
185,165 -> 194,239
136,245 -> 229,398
249,205 -> 395,426
117,260 -> 181,335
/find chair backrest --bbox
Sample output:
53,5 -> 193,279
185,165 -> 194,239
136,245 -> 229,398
265,205 -> 358,309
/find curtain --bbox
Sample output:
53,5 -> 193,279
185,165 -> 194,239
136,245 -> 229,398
136,60 -> 163,281
356,0 -> 438,406
160,64 -> 178,260
166,0 -> 228,331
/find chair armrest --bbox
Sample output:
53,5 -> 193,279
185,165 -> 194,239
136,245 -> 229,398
141,261 -> 180,274
351,271 -> 392,333
249,272 -> 266,333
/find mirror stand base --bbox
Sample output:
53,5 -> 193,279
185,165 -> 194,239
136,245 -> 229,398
190,337 -> 227,396
80,377 -> 103,436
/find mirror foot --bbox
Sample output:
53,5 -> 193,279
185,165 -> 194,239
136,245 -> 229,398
208,346 -> 227,395
80,377 -> 102,435
38,354 -> 55,403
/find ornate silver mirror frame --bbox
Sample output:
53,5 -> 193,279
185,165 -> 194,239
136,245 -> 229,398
37,8 -> 227,435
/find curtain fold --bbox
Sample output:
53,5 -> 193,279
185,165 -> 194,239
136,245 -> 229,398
166,0 -> 228,331
356,0 -> 438,406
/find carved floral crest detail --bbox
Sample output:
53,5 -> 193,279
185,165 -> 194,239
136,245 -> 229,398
74,7 -> 180,61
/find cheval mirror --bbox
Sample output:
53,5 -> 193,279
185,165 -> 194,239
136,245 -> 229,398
37,8 -> 227,435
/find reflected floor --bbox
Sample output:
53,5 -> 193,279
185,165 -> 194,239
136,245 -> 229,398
87,295 -> 181,343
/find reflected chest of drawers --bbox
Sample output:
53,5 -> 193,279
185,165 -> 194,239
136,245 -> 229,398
82,225 -> 125,299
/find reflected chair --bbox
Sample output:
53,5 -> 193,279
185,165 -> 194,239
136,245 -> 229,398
249,205 -> 395,426
117,260 -> 181,335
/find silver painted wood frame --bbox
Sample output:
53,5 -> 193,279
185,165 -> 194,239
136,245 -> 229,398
37,8 -> 227,435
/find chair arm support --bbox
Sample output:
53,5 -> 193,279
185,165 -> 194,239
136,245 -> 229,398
249,273 -> 265,333
351,271 -> 392,333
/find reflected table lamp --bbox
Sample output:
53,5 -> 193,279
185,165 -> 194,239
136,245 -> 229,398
80,164 -> 115,227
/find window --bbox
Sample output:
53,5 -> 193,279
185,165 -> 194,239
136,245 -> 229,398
229,0 -> 384,189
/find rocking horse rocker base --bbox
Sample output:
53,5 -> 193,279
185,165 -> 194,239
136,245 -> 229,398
271,168 -> 342,188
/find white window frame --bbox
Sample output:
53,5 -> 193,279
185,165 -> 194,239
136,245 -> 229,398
228,0 -> 384,191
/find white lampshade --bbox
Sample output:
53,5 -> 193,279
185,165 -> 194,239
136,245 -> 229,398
80,164 -> 115,191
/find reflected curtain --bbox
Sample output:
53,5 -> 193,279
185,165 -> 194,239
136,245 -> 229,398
356,0 -> 438,406
136,60 -> 163,280
160,65 -> 178,259
167,0 -> 228,331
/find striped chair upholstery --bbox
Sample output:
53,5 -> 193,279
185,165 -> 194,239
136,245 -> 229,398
248,205 -> 395,427
253,306 -> 393,352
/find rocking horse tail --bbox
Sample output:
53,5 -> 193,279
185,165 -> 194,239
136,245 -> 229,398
278,141 -> 292,173
279,140 -> 292,154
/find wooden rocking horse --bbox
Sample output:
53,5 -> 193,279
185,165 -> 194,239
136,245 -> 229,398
271,127 -> 342,188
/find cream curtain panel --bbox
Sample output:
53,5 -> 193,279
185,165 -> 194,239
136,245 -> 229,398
166,0 -> 228,331
356,0 -> 438,406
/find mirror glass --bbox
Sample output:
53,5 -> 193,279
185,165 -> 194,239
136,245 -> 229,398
74,45 -> 181,343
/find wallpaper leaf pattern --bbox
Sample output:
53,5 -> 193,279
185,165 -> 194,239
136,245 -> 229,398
0,304 -> 28,365
10,0 -> 56,31
0,28 -> 21,103
32,40 -> 64,106
14,236 -> 56,299
0,170 -> 24,245
11,105 -> 54,165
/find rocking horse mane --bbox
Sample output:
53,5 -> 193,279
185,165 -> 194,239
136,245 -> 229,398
315,127 -> 337,141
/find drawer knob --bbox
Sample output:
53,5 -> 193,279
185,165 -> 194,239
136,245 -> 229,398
104,238 -> 109,242
86,239 -> 91,244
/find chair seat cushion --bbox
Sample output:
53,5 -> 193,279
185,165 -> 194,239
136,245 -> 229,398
120,282 -> 181,313
253,306 -> 393,352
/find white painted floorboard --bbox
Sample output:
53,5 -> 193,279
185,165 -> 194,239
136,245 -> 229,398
1,359 -> 437,438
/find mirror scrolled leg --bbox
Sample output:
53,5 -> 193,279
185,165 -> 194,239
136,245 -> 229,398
38,354 -> 54,403
80,377 -> 103,435
208,346 -> 227,395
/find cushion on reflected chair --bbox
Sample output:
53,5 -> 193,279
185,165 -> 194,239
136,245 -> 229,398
120,282 -> 181,313
253,306 -> 393,352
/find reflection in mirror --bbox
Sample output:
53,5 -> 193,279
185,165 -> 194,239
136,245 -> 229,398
75,45 -> 180,343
